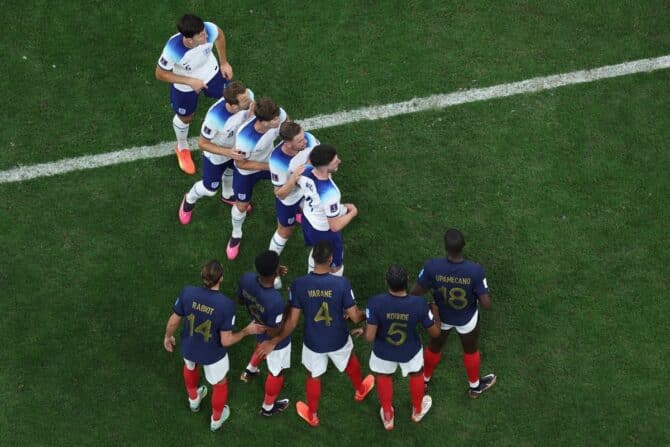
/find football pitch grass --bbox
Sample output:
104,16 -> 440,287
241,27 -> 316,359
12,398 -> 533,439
2,2 -> 670,445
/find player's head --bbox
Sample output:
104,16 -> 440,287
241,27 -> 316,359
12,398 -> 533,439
309,144 -> 340,172
444,228 -> 465,256
201,260 -> 224,288
177,14 -> 207,45
386,264 -> 408,292
280,122 -> 307,152
223,81 -> 252,110
312,240 -> 334,266
255,250 -> 280,278
254,97 -> 281,127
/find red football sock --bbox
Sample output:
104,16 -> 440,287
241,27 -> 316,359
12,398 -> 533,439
409,372 -> 425,414
376,375 -> 394,419
463,351 -> 481,386
263,373 -> 284,406
182,364 -> 199,400
344,353 -> 363,391
306,376 -> 321,417
423,348 -> 442,379
248,343 -> 262,369
211,381 -> 228,421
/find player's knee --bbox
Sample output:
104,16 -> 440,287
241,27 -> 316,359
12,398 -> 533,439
236,201 -> 250,212
179,113 -> 195,124
277,224 -> 293,239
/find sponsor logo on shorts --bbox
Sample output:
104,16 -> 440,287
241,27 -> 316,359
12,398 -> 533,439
238,193 -> 247,200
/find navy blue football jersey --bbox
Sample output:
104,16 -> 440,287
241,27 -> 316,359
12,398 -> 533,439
237,272 -> 290,349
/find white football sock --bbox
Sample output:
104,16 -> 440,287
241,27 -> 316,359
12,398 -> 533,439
231,206 -> 247,238
331,265 -> 344,276
172,115 -> 190,150
269,231 -> 288,255
186,181 -> 216,204
221,168 -> 234,198
307,249 -> 315,273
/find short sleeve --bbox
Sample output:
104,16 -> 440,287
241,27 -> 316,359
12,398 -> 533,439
204,22 -> 219,43
365,301 -> 378,326
342,280 -> 356,310
420,301 -> 435,328
289,285 -> 303,309
201,117 -> 218,140
473,265 -> 489,296
172,290 -> 186,316
157,46 -> 175,71
219,301 -> 236,331
416,263 -> 432,290
323,195 -> 342,218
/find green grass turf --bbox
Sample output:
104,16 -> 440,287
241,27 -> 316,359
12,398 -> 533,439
2,1 -> 670,445
2,68 -> 669,444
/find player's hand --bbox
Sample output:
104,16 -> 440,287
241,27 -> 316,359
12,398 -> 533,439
290,165 -> 306,183
163,335 -> 176,352
229,149 -> 246,161
245,322 -> 267,335
344,203 -> 358,217
220,61 -> 233,80
256,340 -> 277,358
190,78 -> 207,93
350,327 -> 364,338
277,265 -> 288,277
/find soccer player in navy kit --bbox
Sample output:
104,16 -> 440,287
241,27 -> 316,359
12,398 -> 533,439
155,14 -> 234,175
236,250 -> 291,416
163,260 -> 265,431
410,229 -> 496,398
365,265 -> 441,430
257,240 -> 374,427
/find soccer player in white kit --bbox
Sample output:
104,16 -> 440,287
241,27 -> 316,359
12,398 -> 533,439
178,81 -> 254,225
226,98 -> 288,260
155,14 -> 234,175
268,122 -> 320,253
298,144 -> 358,276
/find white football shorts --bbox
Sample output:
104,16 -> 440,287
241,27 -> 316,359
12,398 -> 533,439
184,354 -> 229,385
301,336 -> 353,378
369,347 -> 423,377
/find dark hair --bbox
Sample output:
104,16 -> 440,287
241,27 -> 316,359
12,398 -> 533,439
223,81 -> 247,105
386,264 -> 408,292
201,260 -> 223,288
177,14 -> 205,38
254,97 -> 280,122
255,250 -> 279,277
444,228 -> 465,255
312,240 -> 333,265
279,121 -> 302,141
309,144 -> 337,167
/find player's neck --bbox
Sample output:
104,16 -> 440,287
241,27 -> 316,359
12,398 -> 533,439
313,265 -> 331,274
257,275 -> 275,288
312,167 -> 330,180
254,121 -> 270,134
209,285 -> 220,291
182,37 -> 197,49
447,255 -> 464,263
225,102 -> 238,113
389,290 -> 408,297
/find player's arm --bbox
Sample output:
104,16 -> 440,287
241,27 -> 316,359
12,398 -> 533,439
327,203 -> 358,232
154,65 -> 207,92
198,135 -> 244,159
344,304 -> 366,324
214,26 -> 233,79
274,165 -> 306,200
220,321 -> 266,347
256,307 -> 301,356
363,322 -> 378,343
426,321 -> 441,338
163,313 -> 182,352
477,293 -> 492,310
236,159 -> 269,171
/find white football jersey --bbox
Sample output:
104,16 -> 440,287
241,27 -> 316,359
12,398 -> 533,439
200,89 -> 255,165
269,132 -> 319,205
234,108 -> 288,176
298,168 -> 344,231
157,22 -> 219,92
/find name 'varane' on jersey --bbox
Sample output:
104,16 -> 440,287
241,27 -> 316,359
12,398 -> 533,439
366,293 -> 435,362
236,272 -> 291,349
157,22 -> 220,92
269,132 -> 320,205
200,89 -> 255,164
290,272 -> 356,353
298,167 -> 344,231
172,285 -> 236,364
234,108 -> 288,176
417,259 -> 489,326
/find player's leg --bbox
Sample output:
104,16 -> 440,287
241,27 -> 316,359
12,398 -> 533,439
260,344 -> 291,416
369,351 -> 396,429
170,87 -> 198,175
221,166 -> 235,204
458,314 -> 496,398
203,355 -> 232,431
330,336 -> 374,401
202,70 -> 228,100
300,217 -> 316,273
328,231 -> 344,277
227,170 -> 253,260
240,343 -> 261,382
183,359 -> 207,411
269,199 -> 299,256
297,344 -> 326,426
179,157 -> 223,224
423,328 -> 449,384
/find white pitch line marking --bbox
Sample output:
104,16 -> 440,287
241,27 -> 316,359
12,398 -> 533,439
2,54 -> 669,184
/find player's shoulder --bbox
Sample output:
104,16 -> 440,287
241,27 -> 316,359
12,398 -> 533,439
304,132 -> 319,146
239,271 -> 257,284
204,22 -> 219,42
164,33 -> 189,59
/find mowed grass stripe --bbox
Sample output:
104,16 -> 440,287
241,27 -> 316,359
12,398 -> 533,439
1,54 -> 669,185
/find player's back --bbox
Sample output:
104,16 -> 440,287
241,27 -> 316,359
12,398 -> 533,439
174,285 -> 235,364
419,258 -> 487,326
237,272 -> 290,348
290,272 -> 355,353
367,293 -> 431,362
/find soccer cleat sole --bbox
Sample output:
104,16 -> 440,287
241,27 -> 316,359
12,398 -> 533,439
354,375 -> 375,401
296,401 -> 319,427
